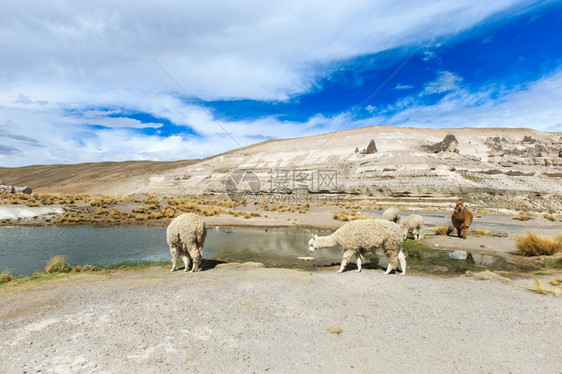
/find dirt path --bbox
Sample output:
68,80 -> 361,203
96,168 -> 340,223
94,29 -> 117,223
1,263 -> 560,373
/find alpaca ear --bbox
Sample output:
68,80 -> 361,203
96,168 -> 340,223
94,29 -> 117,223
313,234 -> 318,239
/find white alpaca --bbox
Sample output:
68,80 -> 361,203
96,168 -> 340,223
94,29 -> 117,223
166,213 -> 207,272
308,219 -> 406,275
401,214 -> 424,240
382,207 -> 401,225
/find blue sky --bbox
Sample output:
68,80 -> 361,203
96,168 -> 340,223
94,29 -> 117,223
1,0 -> 561,167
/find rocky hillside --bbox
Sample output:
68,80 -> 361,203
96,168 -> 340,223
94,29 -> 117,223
1,126 -> 560,211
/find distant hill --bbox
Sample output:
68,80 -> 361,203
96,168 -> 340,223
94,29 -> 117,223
0,160 -> 198,195
1,126 -> 560,211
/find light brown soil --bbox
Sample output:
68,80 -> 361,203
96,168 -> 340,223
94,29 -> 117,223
1,264 -> 560,373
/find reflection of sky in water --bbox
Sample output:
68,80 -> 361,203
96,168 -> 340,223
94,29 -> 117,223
0,226 -> 340,276
2,215 -> 558,276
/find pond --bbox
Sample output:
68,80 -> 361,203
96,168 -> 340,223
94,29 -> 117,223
0,225 -> 528,277
0,226 -> 342,276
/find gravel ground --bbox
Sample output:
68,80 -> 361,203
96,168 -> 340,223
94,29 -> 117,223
1,262 -> 561,374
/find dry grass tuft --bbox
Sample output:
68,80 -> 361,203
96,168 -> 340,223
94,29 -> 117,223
45,255 -> 72,273
543,214 -> 558,222
533,278 -> 561,296
327,326 -> 343,335
533,278 -> 549,295
430,225 -> 454,236
513,212 -> 533,221
0,268 -> 14,284
515,232 -> 562,256
473,228 -> 494,237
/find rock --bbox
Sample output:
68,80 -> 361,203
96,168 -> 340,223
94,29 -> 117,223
424,134 -> 459,153
297,257 -> 315,261
449,250 -> 468,260
465,270 -> 512,285
365,139 -> 378,154
14,186 -> 32,194
488,143 -> 504,157
0,185 -> 14,193
1,184 -> 32,194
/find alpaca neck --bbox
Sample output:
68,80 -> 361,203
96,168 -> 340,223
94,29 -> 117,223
315,234 -> 338,248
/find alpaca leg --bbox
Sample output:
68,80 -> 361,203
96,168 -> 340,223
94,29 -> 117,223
398,250 -> 406,275
170,247 -> 179,271
384,248 -> 398,275
339,250 -> 354,273
182,255 -> 190,272
356,254 -> 362,272
461,227 -> 468,239
384,262 -> 394,275
191,256 -> 201,272
419,227 -> 424,240
188,245 -> 202,272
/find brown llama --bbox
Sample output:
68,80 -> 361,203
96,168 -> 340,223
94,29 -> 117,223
451,201 -> 473,239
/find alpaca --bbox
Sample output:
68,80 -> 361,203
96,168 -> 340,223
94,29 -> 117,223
382,207 -> 401,225
451,202 -> 473,239
308,219 -> 406,274
166,213 -> 207,272
401,214 -> 424,240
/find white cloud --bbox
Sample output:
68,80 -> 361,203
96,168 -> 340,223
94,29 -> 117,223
394,84 -> 414,90
0,0 -> 528,101
423,71 -> 464,95
0,0 -> 547,166
368,69 -> 562,131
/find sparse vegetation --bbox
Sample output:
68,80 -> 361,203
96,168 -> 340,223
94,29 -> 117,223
473,228 -> 494,237
533,278 -> 549,295
513,212 -> 533,221
543,213 -> 558,222
44,255 -> 72,273
332,208 -> 370,221
430,225 -> 454,236
0,268 -> 14,284
327,326 -> 343,335
532,278 -> 561,296
515,232 -> 562,256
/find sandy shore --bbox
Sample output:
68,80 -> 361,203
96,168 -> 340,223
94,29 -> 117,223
1,263 -> 560,373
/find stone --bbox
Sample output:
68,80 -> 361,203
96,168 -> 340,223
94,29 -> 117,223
365,139 -> 378,154
424,134 -> 459,153
449,250 -> 468,260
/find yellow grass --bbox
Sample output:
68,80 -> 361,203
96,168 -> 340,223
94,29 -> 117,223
543,214 -> 558,222
0,268 -> 14,284
533,278 -> 549,295
533,278 -> 561,296
45,255 -> 72,273
515,232 -> 562,256
513,212 -> 533,221
327,326 -> 343,335
430,225 -> 454,236
473,228 -> 494,237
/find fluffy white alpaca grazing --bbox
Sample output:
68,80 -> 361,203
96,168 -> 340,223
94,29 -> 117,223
166,213 -> 207,272
308,219 -> 406,275
401,214 -> 424,240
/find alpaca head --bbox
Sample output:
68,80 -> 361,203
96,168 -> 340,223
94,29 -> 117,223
454,202 -> 465,213
308,234 -> 318,253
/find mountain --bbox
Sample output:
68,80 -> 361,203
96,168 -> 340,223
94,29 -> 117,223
1,126 -> 560,210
